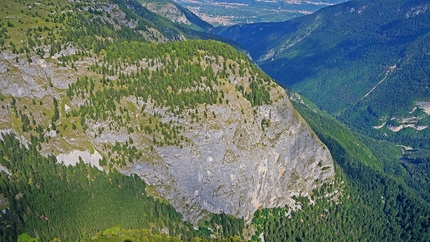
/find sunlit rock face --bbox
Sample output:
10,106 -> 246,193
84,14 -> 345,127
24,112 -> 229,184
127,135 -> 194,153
125,90 -> 335,223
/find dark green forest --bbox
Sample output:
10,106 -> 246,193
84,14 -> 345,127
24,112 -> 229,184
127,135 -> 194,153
0,133 -> 245,241
284,93 -> 430,242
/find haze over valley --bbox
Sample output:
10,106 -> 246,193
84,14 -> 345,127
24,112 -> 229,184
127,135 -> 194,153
173,0 -> 346,25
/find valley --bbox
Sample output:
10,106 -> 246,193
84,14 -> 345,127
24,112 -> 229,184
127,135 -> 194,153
173,0 -> 346,25
216,0 -> 430,159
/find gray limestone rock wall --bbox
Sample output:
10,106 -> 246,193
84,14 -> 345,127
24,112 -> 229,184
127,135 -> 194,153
125,93 -> 335,223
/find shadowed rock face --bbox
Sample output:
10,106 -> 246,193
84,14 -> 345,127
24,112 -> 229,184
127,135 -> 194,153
125,89 -> 335,223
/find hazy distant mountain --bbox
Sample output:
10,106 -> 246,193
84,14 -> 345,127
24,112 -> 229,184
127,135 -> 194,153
174,0 -> 346,25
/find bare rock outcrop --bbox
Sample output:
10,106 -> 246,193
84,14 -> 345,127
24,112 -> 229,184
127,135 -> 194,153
124,87 -> 335,223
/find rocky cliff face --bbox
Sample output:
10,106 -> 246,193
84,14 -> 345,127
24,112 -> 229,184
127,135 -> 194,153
0,0 -> 335,225
142,2 -> 190,25
0,46 -> 334,224
124,90 -> 334,223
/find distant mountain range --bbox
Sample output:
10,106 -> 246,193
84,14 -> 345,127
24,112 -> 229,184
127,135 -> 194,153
173,0 -> 346,25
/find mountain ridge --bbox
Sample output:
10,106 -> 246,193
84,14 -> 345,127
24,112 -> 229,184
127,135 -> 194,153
0,0 -> 335,228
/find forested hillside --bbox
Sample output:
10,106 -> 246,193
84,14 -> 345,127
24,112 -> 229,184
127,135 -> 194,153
216,0 -> 430,149
281,92 -> 430,241
1,0 -> 430,241
0,133 -> 246,241
0,0 -> 332,240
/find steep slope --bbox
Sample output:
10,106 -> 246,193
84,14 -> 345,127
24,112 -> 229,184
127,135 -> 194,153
216,0 -> 430,150
0,0 -> 334,229
276,91 -> 430,241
